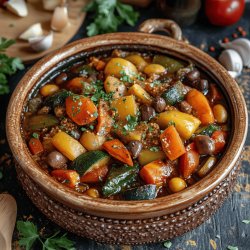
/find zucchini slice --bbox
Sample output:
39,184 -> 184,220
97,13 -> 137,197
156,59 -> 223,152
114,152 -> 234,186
71,150 -> 110,176
123,184 -> 157,200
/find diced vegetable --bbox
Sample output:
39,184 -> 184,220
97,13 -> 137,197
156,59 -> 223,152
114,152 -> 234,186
155,110 -> 201,140
186,89 -> 215,125
66,77 -> 85,93
125,54 -> 148,71
123,184 -> 157,200
90,57 -> 106,71
40,84 -> 59,97
65,95 -> 97,125
52,131 -> 86,161
114,122 -> 147,144
80,131 -> 106,151
104,58 -> 138,79
111,95 -> 138,120
80,164 -> 109,183
161,81 -> 185,105
179,150 -> 200,179
197,156 -> 217,177
160,125 -> 186,160
103,139 -> 133,166
196,124 -> 221,136
28,138 -> 44,155
213,104 -> 228,123
211,130 -> 227,154
85,188 -> 100,198
140,160 -> 171,184
96,100 -> 113,136
168,177 -> 187,193
138,149 -> 166,166
51,170 -> 80,188
26,114 -> 59,131
104,76 -> 127,99
71,150 -> 110,176
153,55 -> 184,73
44,89 -> 71,108
102,164 -> 139,197
144,64 -> 165,76
128,84 -> 153,105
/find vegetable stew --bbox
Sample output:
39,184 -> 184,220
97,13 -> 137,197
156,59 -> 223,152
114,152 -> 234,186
22,50 -> 230,200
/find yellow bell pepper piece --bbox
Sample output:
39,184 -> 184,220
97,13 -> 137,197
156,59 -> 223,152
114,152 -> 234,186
128,84 -> 153,105
138,149 -> 166,166
155,110 -> 201,140
111,95 -> 138,120
52,131 -> 86,161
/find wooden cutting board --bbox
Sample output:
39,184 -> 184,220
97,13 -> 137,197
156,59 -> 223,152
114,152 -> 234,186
1,0 -> 89,63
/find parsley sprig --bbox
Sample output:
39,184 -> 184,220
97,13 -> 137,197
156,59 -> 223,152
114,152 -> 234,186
84,0 -> 139,36
17,220 -> 75,250
0,38 -> 24,95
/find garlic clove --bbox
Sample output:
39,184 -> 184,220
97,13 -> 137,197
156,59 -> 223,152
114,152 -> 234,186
29,32 -> 53,52
218,49 -> 243,73
43,0 -> 61,11
19,23 -> 43,41
220,38 -> 250,68
51,6 -> 69,32
4,0 -> 28,17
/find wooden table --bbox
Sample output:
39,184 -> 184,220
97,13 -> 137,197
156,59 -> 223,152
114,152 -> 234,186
0,3 -> 249,250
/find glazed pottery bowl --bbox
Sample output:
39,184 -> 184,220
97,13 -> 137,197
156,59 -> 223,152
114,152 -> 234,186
6,20 -> 248,244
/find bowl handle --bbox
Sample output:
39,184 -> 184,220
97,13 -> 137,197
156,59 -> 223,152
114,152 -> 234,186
138,19 -> 183,41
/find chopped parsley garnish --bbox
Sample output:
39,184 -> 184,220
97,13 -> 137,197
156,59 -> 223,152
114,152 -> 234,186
150,80 -> 161,88
149,146 -> 159,152
167,121 -> 175,127
163,240 -> 172,249
89,125 -> 95,130
148,125 -> 154,132
80,127 -> 87,132
32,133 -> 39,139
119,70 -> 132,83
122,115 -> 138,134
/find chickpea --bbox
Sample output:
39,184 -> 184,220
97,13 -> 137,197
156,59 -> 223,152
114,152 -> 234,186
86,188 -> 100,198
168,177 -> 187,193
40,84 -> 59,97
144,64 -> 165,76
213,104 -> 228,123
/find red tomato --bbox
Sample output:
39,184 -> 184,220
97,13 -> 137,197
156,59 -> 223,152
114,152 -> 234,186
205,0 -> 245,26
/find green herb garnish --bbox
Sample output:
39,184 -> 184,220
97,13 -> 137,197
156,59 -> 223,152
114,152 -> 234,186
123,115 -> 138,133
149,147 -> 159,152
163,240 -> 172,249
0,38 -> 24,95
16,220 -> 75,250
84,0 -> 139,36
32,133 -> 39,139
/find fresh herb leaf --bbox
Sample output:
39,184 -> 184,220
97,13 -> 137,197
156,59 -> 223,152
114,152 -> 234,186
149,146 -> 159,152
0,38 -> 24,95
123,115 -> 138,133
84,0 -> 139,36
242,219 -> 250,224
227,246 -> 238,250
32,133 -> 39,139
43,232 -> 75,250
17,220 -> 40,250
163,240 -> 172,249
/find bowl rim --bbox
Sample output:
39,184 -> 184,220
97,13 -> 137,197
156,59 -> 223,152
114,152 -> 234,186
6,32 -> 248,219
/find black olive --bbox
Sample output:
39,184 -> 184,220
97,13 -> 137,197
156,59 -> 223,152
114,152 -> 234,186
197,79 -> 209,95
186,69 -> 200,85
153,97 -> 166,113
46,151 -> 67,169
194,135 -> 215,155
127,140 -> 143,159
178,101 -> 192,114
140,105 -> 156,121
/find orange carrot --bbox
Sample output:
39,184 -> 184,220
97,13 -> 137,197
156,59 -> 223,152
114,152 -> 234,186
186,89 -> 214,125
66,95 -> 97,125
211,130 -> 227,154
66,77 -> 86,94
160,125 -> 186,161
51,170 -> 80,188
140,160 -> 170,184
96,100 -> 113,136
103,139 -> 133,166
80,165 -> 109,183
28,138 -> 44,155
179,150 -> 200,179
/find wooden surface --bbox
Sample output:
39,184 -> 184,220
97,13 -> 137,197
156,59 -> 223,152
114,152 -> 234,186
0,2 -> 249,250
0,0 -> 89,63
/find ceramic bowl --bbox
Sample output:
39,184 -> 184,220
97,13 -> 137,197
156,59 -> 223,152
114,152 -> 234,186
6,19 -> 248,244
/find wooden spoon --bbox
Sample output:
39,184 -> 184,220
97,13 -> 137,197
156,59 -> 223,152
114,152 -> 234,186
0,194 -> 17,250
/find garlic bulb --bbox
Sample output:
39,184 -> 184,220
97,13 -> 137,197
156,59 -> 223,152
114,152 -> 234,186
19,23 -> 43,40
29,32 -> 53,52
218,49 -> 243,74
4,0 -> 28,17
51,6 -> 69,32
43,0 -> 61,11
220,38 -> 250,68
